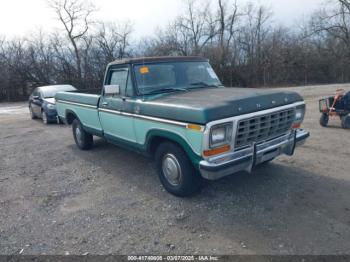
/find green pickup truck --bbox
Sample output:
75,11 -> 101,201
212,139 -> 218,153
56,56 -> 310,197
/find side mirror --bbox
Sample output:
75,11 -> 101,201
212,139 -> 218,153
104,85 -> 120,96
33,95 -> 40,100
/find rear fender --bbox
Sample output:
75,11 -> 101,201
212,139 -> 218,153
65,108 -> 103,137
65,109 -> 79,125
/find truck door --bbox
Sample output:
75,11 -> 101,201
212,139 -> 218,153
99,66 -> 137,143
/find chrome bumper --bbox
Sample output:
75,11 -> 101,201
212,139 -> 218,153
199,129 -> 310,180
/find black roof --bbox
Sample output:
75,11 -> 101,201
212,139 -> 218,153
108,56 -> 209,66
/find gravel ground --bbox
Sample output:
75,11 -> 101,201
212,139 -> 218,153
0,84 -> 349,255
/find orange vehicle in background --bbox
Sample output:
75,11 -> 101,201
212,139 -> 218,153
319,89 -> 350,129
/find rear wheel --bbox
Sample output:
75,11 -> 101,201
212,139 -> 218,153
72,119 -> 93,150
155,142 -> 201,197
341,115 -> 350,129
320,113 -> 329,127
29,105 -> 37,119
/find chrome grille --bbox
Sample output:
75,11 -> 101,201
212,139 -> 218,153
235,108 -> 295,149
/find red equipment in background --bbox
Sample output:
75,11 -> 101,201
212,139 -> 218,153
319,89 -> 350,129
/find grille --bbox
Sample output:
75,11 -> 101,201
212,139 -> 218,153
235,108 -> 295,149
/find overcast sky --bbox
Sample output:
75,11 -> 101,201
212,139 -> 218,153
0,0 -> 323,38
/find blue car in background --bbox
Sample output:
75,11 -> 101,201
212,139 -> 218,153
29,85 -> 77,124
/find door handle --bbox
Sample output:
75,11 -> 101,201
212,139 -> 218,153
102,102 -> 109,106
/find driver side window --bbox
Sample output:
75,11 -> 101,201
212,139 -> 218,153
109,69 -> 129,97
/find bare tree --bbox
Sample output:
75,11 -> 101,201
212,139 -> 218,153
309,0 -> 350,81
239,4 -> 273,86
0,37 -> 8,100
2,0 -> 350,102
217,0 -> 240,64
49,0 -> 95,87
311,0 -> 350,53
95,22 -> 133,62
214,0 -> 241,85
176,0 -> 218,55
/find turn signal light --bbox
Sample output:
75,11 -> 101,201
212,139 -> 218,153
203,145 -> 231,157
187,124 -> 203,132
292,123 -> 301,129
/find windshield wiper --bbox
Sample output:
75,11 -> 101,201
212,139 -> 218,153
143,88 -> 188,95
189,82 -> 221,88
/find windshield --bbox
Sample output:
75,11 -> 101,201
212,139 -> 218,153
134,62 -> 222,95
42,85 -> 77,98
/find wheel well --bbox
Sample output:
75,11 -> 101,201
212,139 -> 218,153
148,136 -> 183,158
147,134 -> 202,169
66,111 -> 77,125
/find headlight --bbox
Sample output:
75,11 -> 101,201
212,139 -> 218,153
47,103 -> 56,110
210,123 -> 233,148
295,110 -> 303,121
293,104 -> 305,128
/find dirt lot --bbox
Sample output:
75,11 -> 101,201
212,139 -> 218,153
0,84 -> 350,255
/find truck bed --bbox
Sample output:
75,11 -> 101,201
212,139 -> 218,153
56,90 -> 101,107
55,91 -> 103,135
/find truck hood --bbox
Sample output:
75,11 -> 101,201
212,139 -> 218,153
136,87 -> 303,125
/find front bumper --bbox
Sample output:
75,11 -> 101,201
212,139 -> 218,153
46,111 -> 59,123
199,129 -> 310,180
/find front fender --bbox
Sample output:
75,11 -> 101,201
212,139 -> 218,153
145,129 -> 203,168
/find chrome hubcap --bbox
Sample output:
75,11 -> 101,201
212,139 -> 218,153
162,154 -> 182,186
75,126 -> 83,145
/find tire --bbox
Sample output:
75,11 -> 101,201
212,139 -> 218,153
72,119 -> 93,150
57,117 -> 64,124
320,113 -> 329,127
42,111 -> 49,125
155,142 -> 201,197
341,115 -> 350,129
29,105 -> 37,119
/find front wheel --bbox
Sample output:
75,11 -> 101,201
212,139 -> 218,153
29,105 -> 37,119
341,115 -> 350,129
320,113 -> 329,127
72,119 -> 93,150
57,117 -> 64,124
155,142 -> 201,197
42,111 -> 49,125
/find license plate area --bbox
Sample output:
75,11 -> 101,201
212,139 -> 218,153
260,148 -> 280,163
